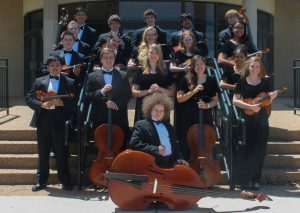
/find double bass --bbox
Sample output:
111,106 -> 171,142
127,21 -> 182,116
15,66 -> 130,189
104,150 -> 269,211
187,97 -> 221,188
89,92 -> 124,188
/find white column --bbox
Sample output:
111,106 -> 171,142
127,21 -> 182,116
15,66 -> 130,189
43,0 -> 58,62
243,0 -> 257,45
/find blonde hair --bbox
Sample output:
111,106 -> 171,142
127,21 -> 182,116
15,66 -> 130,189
225,9 -> 240,21
242,56 -> 266,78
138,27 -> 157,62
142,93 -> 173,120
141,44 -> 167,75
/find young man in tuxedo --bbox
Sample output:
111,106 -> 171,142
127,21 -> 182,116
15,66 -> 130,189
85,48 -> 132,145
130,93 -> 188,168
74,7 -> 97,47
25,56 -> 75,191
131,9 -> 167,52
171,13 -> 208,57
50,31 -> 85,91
54,21 -> 91,57
92,14 -> 131,61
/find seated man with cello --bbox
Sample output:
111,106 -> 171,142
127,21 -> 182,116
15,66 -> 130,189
25,56 -> 76,191
130,93 -> 188,168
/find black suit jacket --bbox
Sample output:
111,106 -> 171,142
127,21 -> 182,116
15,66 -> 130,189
131,25 -> 167,54
25,74 -> 76,128
54,40 -> 91,57
84,68 -> 131,131
80,25 -> 97,47
130,119 -> 182,167
92,31 -> 131,61
171,29 -> 208,56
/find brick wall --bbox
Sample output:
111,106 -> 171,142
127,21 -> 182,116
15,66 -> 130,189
274,0 -> 300,96
0,0 -> 24,97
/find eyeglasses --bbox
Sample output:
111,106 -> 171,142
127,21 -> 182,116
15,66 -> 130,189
146,34 -> 157,37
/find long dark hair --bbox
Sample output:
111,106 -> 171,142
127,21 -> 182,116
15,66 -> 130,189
186,55 -> 206,88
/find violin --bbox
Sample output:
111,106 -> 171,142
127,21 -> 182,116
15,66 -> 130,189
241,190 -> 270,202
247,48 -> 271,58
89,92 -> 124,188
243,87 -> 287,116
60,62 -> 86,76
187,98 -> 221,188
239,5 -> 249,24
35,90 -> 74,102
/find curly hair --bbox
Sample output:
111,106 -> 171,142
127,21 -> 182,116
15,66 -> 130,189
142,93 -> 173,120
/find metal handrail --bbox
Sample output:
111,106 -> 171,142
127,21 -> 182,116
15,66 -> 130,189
293,59 -> 300,114
0,59 -> 9,115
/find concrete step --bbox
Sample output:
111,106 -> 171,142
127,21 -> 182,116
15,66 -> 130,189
0,141 -> 37,154
0,154 -> 78,169
0,129 -> 36,141
0,169 -> 58,185
0,140 -> 79,155
261,168 -> 300,184
264,154 -> 300,168
267,141 -> 300,154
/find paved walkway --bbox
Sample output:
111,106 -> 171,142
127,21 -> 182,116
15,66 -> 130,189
0,184 -> 299,213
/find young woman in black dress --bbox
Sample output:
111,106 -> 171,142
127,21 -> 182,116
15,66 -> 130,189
218,20 -> 259,69
233,56 -> 277,190
176,55 -> 219,159
131,44 -> 174,123
219,45 -> 247,96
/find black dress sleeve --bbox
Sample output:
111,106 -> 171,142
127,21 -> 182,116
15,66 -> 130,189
234,78 -> 244,95
132,68 -> 142,85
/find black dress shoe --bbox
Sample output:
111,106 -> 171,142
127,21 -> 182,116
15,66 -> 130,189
62,184 -> 73,191
32,183 -> 47,192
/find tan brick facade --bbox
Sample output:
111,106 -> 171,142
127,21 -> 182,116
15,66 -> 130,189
0,0 -> 24,97
274,0 -> 300,96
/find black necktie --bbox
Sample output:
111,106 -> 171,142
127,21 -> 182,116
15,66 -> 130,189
80,26 -> 85,30
50,75 -> 59,80
103,71 -> 112,75
64,50 -> 73,54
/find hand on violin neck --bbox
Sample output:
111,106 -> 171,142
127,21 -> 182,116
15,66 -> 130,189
73,66 -> 81,77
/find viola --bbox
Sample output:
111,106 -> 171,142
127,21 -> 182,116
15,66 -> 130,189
187,98 -> 221,188
89,92 -> 124,188
243,87 -> 288,116
35,90 -> 74,102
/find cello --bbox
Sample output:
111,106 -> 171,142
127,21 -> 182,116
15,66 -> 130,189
89,92 -> 124,188
186,98 -> 221,188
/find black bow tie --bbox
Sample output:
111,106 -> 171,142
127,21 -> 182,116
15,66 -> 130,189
152,119 -> 162,125
103,70 -> 113,75
80,26 -> 85,30
64,50 -> 73,54
50,75 -> 59,80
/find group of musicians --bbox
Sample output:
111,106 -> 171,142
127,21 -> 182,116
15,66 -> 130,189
25,6 -> 277,194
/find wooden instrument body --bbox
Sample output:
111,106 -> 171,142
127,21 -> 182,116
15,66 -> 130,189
243,91 -> 271,116
187,124 -> 221,188
89,124 -> 124,188
35,90 -> 74,102
107,150 -> 203,211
